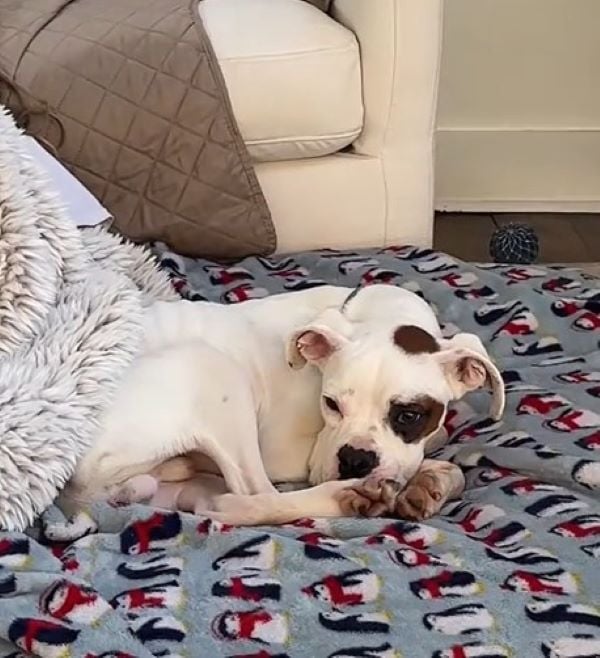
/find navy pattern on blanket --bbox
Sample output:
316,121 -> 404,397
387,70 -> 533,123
0,246 -> 598,658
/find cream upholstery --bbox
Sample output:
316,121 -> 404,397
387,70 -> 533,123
200,0 -> 362,162
199,0 -> 443,253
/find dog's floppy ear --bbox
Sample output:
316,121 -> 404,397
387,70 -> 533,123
437,332 -> 505,420
287,308 -> 352,369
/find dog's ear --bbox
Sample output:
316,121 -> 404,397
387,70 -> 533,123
436,333 -> 505,420
287,309 -> 352,369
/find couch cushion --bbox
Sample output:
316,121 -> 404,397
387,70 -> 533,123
199,0 -> 363,162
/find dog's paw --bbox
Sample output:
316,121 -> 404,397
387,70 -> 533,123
394,472 -> 445,521
338,479 -> 404,518
107,474 -> 158,508
394,463 -> 465,521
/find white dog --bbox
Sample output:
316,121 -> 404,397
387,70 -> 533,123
58,284 -> 504,527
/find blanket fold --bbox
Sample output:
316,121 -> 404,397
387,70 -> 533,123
0,106 -> 176,532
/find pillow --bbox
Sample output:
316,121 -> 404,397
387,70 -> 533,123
0,0 -> 276,261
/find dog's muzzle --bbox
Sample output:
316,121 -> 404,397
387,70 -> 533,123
337,445 -> 379,479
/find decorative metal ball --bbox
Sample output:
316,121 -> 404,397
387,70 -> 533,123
489,223 -> 539,264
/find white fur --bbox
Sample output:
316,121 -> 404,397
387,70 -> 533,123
65,284 -> 504,525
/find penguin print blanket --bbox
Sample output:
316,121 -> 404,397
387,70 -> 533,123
0,246 -> 598,658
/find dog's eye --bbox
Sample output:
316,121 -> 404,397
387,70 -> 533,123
323,396 -> 341,414
395,410 -> 423,425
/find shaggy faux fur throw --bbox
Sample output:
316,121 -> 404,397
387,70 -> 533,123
0,107 -> 176,532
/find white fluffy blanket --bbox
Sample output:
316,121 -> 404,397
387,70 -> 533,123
0,107 -> 176,532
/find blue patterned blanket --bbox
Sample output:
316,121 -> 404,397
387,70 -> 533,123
0,246 -> 598,658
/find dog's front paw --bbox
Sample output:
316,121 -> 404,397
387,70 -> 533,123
394,463 -> 465,521
338,479 -> 404,518
394,473 -> 444,521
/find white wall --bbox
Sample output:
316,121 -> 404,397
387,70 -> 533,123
435,0 -> 600,211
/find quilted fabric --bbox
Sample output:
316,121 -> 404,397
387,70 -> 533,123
0,0 -> 275,260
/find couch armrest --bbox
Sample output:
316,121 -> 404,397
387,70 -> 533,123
332,0 -> 443,158
331,0 -> 443,246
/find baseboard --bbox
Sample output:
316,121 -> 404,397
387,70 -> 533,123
435,128 -> 600,212
436,200 -> 600,213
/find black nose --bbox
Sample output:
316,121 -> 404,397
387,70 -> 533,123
337,445 -> 379,479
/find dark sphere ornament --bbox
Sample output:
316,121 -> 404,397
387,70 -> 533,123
489,223 -> 540,264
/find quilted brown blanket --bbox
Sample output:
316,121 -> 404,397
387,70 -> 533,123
0,0 -> 275,260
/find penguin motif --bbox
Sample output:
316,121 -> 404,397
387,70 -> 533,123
366,522 -> 442,549
212,573 -> 282,602
412,253 -> 458,274
39,579 -> 111,625
525,494 -> 588,518
222,284 -> 268,304
576,430 -> 600,451
212,535 -> 277,571
485,544 -> 558,566
502,266 -> 547,284
388,548 -> 453,569
544,408 -> 600,433
554,370 -> 600,384
298,532 -> 345,560
551,515 -> 600,539
572,460 -> 600,491
454,285 -> 497,301
435,272 -> 479,288
328,643 -> 400,657
541,276 -> 581,293
117,555 -> 183,580
502,478 -> 560,496
492,308 -> 538,340
129,614 -> 186,644
318,610 -> 391,635
110,579 -> 183,613
432,643 -> 510,658
423,604 -> 494,635
503,568 -> 579,595
457,505 -> 506,534
517,393 -> 569,416
302,569 -> 380,607
410,570 -> 482,600
541,635 -> 600,658
211,608 -> 288,645
0,569 -> 16,596
0,538 -> 30,569
8,618 -> 80,658
525,601 -> 600,627
197,518 -> 235,535
119,512 -> 182,555
480,521 -> 531,548
361,268 -> 400,285
204,265 -> 254,285
337,257 -> 379,274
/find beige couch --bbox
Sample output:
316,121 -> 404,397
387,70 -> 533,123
200,0 -> 443,254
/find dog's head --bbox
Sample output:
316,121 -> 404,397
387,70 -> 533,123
287,286 -> 504,486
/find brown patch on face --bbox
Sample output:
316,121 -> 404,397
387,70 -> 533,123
387,396 -> 445,443
393,325 -> 439,354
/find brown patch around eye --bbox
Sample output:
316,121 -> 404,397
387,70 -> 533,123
393,325 -> 439,354
387,396 -> 445,443
419,396 -> 445,439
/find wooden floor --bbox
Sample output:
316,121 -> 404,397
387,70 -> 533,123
434,213 -> 600,272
